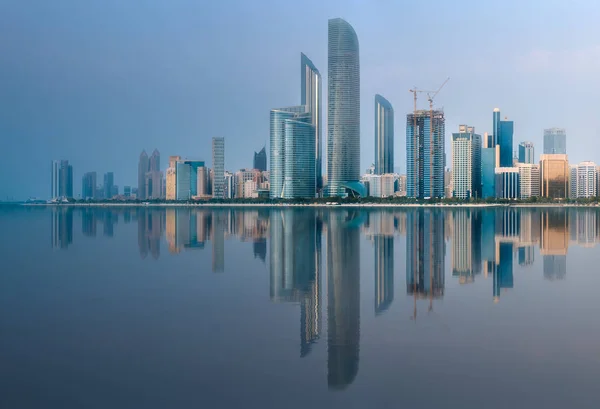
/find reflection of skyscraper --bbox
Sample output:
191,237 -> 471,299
406,209 -> 445,298
137,209 -> 162,259
51,208 -> 73,249
327,210 -> 360,389
494,242 -> 514,301
81,208 -> 97,237
103,210 -> 115,237
253,239 -> 266,262
212,211 -> 225,272
452,209 -> 482,284
374,235 -> 393,314
540,209 -> 568,280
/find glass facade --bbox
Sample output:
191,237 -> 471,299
492,108 -> 500,147
283,116 -> 316,199
374,94 -> 394,175
270,106 -> 307,199
543,128 -> 566,154
498,120 -> 513,167
451,125 -> 481,199
495,168 -> 520,199
481,147 -> 497,199
51,160 -> 60,199
406,110 -> 445,198
212,137 -> 225,199
301,53 -> 322,193
540,154 -> 569,199
176,160 -> 205,200
327,18 -> 360,197
518,142 -> 535,164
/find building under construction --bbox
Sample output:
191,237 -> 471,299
406,109 -> 446,199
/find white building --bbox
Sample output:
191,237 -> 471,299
517,163 -> 540,199
451,125 -> 481,199
576,161 -> 597,198
362,174 -> 395,198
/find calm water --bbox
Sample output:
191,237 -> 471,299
2,206 -> 600,408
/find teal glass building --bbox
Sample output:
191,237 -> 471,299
301,53 -> 322,194
176,160 -> 205,200
481,148 -> 497,199
283,115 -> 316,199
498,120 -> 514,167
374,94 -> 394,175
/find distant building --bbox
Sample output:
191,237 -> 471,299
517,164 -> 540,199
544,128 -> 566,154
104,172 -> 114,199
451,125 -> 481,199
407,110 -> 445,198
398,174 -> 407,196
481,145 -> 499,199
497,113 -> 514,167
58,160 -> 73,198
197,166 -> 209,197
540,154 -> 569,199
363,174 -> 394,198
518,141 -> 535,164
495,167 -> 520,199
123,186 -> 131,197
444,169 -> 453,198
570,165 -> 578,199
253,146 -> 267,172
51,160 -> 61,199
326,18 -> 361,197
235,169 -> 261,198
149,149 -> 160,172
145,171 -> 163,199
224,172 -> 234,199
138,151 -> 149,200
176,160 -> 204,200
165,155 -> 180,200
82,172 -> 97,199
212,137 -> 225,199
301,52 -> 322,193
576,161 -> 597,198
374,94 -> 394,175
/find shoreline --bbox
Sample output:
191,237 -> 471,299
17,202 -> 600,209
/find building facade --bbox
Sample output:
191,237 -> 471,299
495,167 -> 520,199
165,155 -> 180,200
407,110 -> 445,198
212,137 -> 225,199
145,171 -> 163,199
451,125 -> 481,199
540,154 -> 569,199
498,118 -> 514,167
253,146 -> 267,172
481,146 -> 499,199
517,163 -> 540,199
301,53 -> 322,193
576,161 -> 597,198
518,141 -> 535,164
104,172 -> 114,199
138,151 -> 149,200
51,160 -> 60,199
82,171 -> 97,200
543,128 -> 566,154
327,18 -> 361,197
374,94 -> 394,175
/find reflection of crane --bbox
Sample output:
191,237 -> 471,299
408,77 -> 450,197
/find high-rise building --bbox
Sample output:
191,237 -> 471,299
51,160 -> 60,199
498,116 -> 514,167
543,128 -> 566,154
149,149 -> 160,172
166,155 -> 180,200
103,172 -> 114,199
57,160 -> 73,198
451,125 -> 481,199
407,110 -> 445,198
495,167 -> 520,199
82,172 -> 97,200
253,146 -> 267,172
138,150 -> 149,200
301,53 -> 322,193
517,164 -> 540,199
374,94 -> 394,175
327,18 -> 361,197
540,154 -> 569,199
212,137 -> 225,199
518,141 -> 535,164
576,161 -> 597,198
145,171 -> 163,199
269,106 -> 314,199
176,160 -> 205,200
492,108 -> 500,147
570,165 -> 578,199
481,145 -> 499,199
197,166 -> 209,196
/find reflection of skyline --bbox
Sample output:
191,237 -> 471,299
51,207 -> 73,249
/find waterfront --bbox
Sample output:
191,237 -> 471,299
2,207 -> 600,408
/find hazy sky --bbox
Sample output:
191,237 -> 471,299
2,0 -> 600,200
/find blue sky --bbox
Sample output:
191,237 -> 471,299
1,0 -> 599,199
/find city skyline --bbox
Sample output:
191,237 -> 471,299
3,1 -> 600,200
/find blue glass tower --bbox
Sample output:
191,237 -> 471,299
518,141 -> 535,164
301,53 -> 322,194
374,95 -> 394,175
498,120 -> 514,167
406,110 -> 445,198
481,147 -> 497,199
283,115 -> 316,199
492,108 -> 500,146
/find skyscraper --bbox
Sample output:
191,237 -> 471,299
406,110 -> 445,198
327,18 -> 361,197
51,160 -> 60,199
492,108 -> 500,147
451,125 -> 481,199
283,115 -> 316,199
269,106 -> 311,199
59,160 -> 73,198
518,141 -> 535,164
517,164 -> 540,199
544,128 -> 567,154
301,53 -> 322,193
104,172 -> 114,199
374,94 -> 394,175
149,149 -> 160,172
138,150 -> 149,200
498,118 -> 514,167
540,154 -> 569,199
166,155 -> 180,200
253,146 -> 267,172
576,161 -> 597,198
212,137 -> 225,199
481,145 -> 499,199
82,172 -> 97,200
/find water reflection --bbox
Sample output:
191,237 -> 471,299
45,206 -> 600,389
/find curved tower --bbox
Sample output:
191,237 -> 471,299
301,53 -> 322,194
327,18 -> 360,197
374,94 -> 394,175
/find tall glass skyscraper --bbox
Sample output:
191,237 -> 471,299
301,53 -> 322,193
253,146 -> 267,172
51,160 -> 60,199
498,119 -> 514,167
492,108 -> 500,146
406,110 -> 445,198
212,137 -> 225,199
270,106 -> 309,199
481,146 -> 498,199
327,18 -> 361,197
518,141 -> 535,164
374,94 -> 394,175
138,150 -> 149,200
543,128 -> 566,154
283,115 -> 316,199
